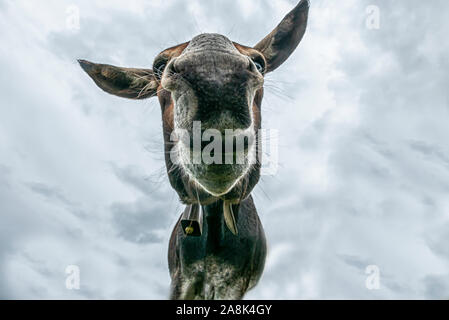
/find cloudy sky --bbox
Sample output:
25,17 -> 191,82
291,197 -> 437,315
1,0 -> 448,299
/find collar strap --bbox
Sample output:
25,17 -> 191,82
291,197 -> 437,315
181,201 -> 238,237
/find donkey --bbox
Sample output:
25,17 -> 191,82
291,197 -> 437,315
79,0 -> 309,299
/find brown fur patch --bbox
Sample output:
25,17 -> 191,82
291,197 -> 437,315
156,42 -> 190,132
233,43 -> 267,66
158,42 -> 190,60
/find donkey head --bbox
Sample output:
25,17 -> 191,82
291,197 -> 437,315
79,0 -> 309,206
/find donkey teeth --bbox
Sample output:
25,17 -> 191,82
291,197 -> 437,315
223,200 -> 238,236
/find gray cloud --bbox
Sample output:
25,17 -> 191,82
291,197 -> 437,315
111,198 -> 168,244
1,0 -> 449,299
423,275 -> 449,300
110,164 -> 178,244
27,182 -> 88,219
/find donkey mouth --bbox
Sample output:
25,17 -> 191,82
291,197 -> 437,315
176,132 -> 256,197
185,162 -> 250,196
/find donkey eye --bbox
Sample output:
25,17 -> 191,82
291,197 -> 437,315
154,63 -> 166,78
250,56 -> 266,74
254,61 -> 264,73
153,58 -> 168,79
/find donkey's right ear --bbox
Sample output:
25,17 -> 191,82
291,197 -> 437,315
254,0 -> 309,73
78,60 -> 158,99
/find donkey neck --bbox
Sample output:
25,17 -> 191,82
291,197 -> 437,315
201,200 -> 240,250
202,200 -> 225,248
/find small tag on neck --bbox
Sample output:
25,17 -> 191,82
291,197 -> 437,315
181,204 -> 203,237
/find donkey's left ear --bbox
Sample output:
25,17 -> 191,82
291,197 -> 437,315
254,0 -> 309,73
78,60 -> 158,99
